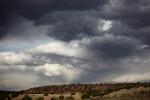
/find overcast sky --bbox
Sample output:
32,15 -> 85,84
0,0 -> 150,90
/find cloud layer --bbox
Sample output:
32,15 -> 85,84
0,0 -> 150,90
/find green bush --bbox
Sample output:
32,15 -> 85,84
44,92 -> 48,96
91,91 -> 100,97
22,95 -> 32,100
59,95 -> 64,100
0,94 -> 12,100
36,97 -> 44,100
81,92 -> 91,99
0,95 -> 4,100
71,92 -> 75,95
12,93 -> 19,98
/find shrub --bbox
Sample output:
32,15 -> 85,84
36,97 -> 44,100
12,93 -> 19,98
81,92 -> 91,99
44,92 -> 48,96
71,92 -> 75,95
22,95 -> 32,100
59,95 -> 64,100
91,91 -> 100,97
0,95 -> 4,100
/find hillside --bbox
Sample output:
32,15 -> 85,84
21,82 -> 150,94
0,82 -> 150,100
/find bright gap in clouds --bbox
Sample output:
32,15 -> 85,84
102,20 -> 112,31
98,20 -> 112,31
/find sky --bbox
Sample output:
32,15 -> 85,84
0,0 -> 150,90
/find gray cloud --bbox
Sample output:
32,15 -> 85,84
35,11 -> 101,41
101,0 -> 150,27
1,0 -> 150,90
84,35 -> 140,59
101,0 -> 150,45
0,0 -> 108,40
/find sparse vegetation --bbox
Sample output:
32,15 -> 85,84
36,97 -> 44,100
22,95 -> 32,100
22,83 -> 149,94
44,92 -> 48,96
0,83 -> 150,100
59,95 -> 65,100
71,92 -> 75,95
11,92 -> 19,98
0,91 -> 19,100
82,92 -> 91,99
98,90 -> 150,100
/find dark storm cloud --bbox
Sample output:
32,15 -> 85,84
0,0 -> 108,40
0,0 -> 150,63
0,27 -> 8,40
84,36 -> 141,60
1,0 -> 150,90
101,0 -> 150,28
109,21 -> 150,45
0,0 -> 108,23
98,0 -> 150,45
0,0 -> 150,42
1,0 -> 107,16
32,0 -> 150,43
36,11 -> 101,41
1,0 -> 149,43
